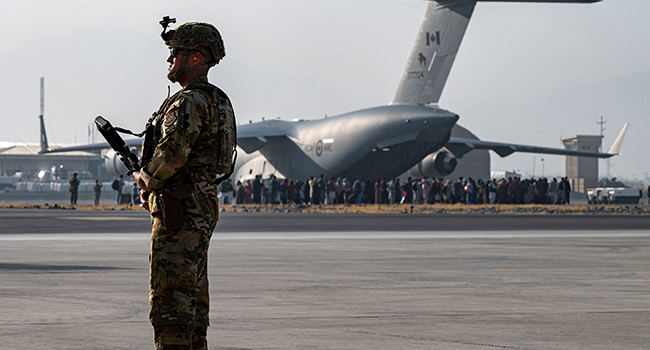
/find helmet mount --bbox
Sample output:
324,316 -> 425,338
160,16 -> 177,41
159,16 -> 225,70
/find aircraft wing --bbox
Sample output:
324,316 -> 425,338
44,119 -> 295,155
446,138 -> 615,159
236,120 -> 295,154
43,138 -> 143,154
446,122 -> 629,159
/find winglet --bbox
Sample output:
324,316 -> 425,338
607,123 -> 629,155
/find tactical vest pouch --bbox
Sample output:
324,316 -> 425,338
158,183 -> 197,232
159,193 -> 183,232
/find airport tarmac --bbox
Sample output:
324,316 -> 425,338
1,189 -> 635,207
1,209 -> 649,349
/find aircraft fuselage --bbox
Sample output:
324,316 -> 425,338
233,105 -> 458,182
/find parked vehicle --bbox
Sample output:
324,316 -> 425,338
587,187 -> 641,204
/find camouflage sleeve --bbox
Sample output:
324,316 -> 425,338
141,92 -> 208,190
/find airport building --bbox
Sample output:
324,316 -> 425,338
561,135 -> 603,193
0,142 -> 102,180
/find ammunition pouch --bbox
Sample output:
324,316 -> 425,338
158,183 -> 197,231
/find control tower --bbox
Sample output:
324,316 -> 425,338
561,135 -> 603,193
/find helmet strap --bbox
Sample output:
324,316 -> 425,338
167,49 -> 210,83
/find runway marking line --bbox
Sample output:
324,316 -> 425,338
57,217 -> 147,221
2,231 -> 650,242
0,263 -> 148,268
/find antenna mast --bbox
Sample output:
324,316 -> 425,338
597,115 -> 608,179
597,116 -> 606,152
40,77 -> 44,117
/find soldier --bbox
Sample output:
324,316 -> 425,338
133,18 -> 236,350
68,172 -> 80,206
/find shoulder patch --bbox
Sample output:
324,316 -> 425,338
164,109 -> 177,127
163,105 -> 179,134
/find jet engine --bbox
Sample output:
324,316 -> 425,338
104,149 -> 131,178
418,150 -> 457,177
400,149 -> 458,180
430,150 -> 457,175
397,125 -> 490,181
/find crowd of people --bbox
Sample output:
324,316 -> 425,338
218,175 -> 573,206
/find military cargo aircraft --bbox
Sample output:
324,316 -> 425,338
47,0 -> 627,182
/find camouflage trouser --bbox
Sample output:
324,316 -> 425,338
149,186 -> 218,350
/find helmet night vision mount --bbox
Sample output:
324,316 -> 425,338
159,16 -> 177,41
159,16 -> 225,67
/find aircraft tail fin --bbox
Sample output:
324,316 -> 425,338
391,1 -> 476,106
390,0 -> 602,106
39,77 -> 50,154
608,123 -> 629,155
39,114 -> 49,154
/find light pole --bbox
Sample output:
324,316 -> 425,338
541,158 -> 544,178
532,156 -> 536,177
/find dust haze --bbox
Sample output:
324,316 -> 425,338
2,0 -> 648,180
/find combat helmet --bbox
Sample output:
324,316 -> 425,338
160,17 -> 225,81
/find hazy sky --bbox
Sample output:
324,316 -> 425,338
2,0 -> 649,180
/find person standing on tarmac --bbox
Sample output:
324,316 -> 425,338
116,175 -> 125,204
132,17 -> 236,350
68,172 -> 80,206
93,179 -> 102,206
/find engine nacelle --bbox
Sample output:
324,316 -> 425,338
431,150 -> 457,176
104,150 -> 131,178
402,150 -> 458,179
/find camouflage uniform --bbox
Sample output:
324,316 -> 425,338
139,75 -> 236,350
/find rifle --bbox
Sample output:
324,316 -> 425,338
94,116 -> 142,175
